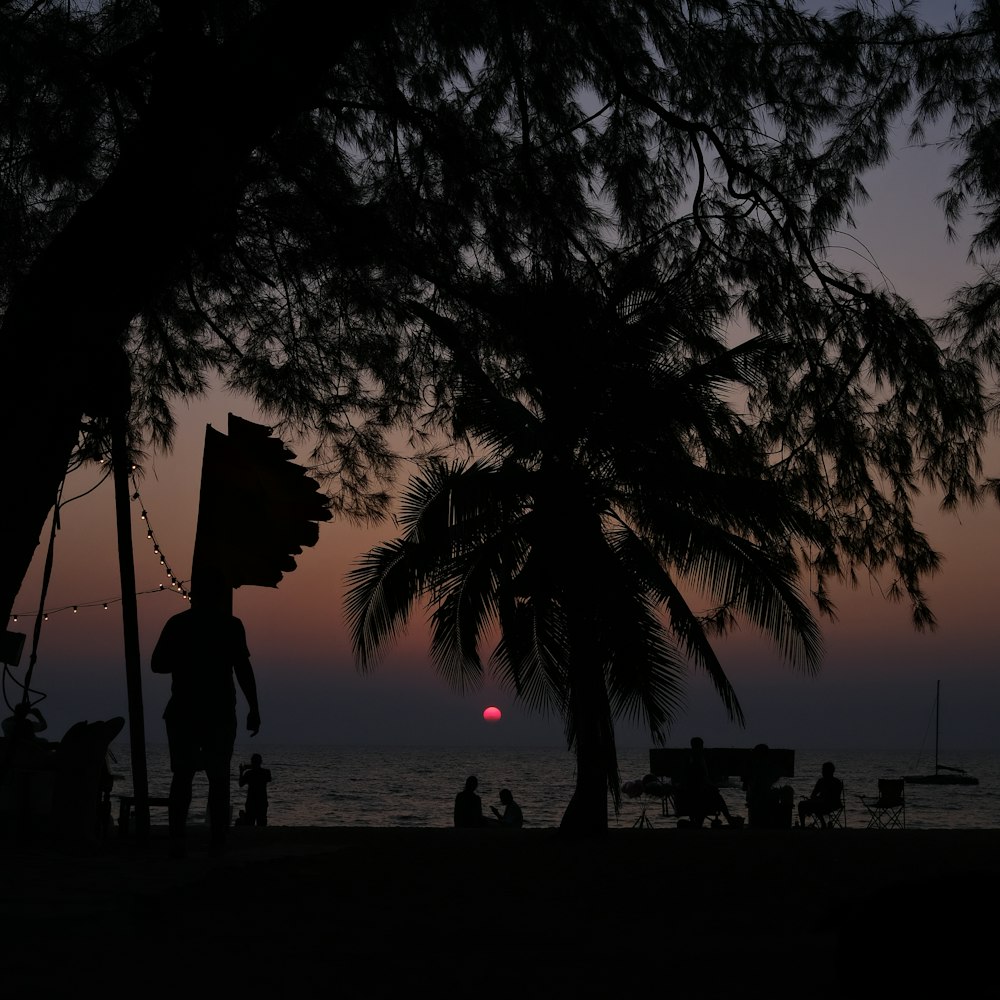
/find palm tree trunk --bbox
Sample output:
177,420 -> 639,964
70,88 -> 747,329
559,716 -> 614,835
559,615 -> 618,836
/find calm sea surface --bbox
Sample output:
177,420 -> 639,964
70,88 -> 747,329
108,744 -> 1000,830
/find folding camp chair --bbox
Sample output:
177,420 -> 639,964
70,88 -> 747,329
859,778 -> 904,829
802,786 -> 847,828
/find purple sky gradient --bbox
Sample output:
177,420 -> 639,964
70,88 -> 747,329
6,1 -> 998,751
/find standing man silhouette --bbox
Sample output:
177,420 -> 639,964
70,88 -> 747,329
151,571 -> 260,858
238,752 -> 272,826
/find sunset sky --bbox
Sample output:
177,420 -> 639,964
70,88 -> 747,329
5,2 -> 998,754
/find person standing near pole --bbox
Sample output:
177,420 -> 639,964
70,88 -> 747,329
151,570 -> 260,858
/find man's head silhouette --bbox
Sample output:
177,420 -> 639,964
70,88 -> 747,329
192,567 -> 230,613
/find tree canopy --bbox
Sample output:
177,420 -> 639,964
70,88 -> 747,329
346,254 -> 832,829
2,1 -> 997,735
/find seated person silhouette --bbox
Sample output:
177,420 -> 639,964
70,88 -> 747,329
490,788 -> 524,828
677,736 -> 738,827
454,775 -> 486,827
798,761 -> 843,828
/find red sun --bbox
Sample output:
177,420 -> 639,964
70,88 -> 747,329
483,706 -> 502,722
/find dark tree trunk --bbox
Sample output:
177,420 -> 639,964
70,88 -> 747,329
559,721 -> 613,835
0,3 -> 407,621
559,606 -> 619,837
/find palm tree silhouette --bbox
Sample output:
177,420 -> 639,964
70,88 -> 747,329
346,259 -> 825,833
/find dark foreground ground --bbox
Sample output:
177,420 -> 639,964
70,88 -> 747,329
5,825 -> 998,997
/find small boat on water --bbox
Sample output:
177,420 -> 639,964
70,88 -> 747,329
904,680 -> 979,786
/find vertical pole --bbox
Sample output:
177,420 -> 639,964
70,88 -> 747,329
112,417 -> 150,844
934,678 -> 940,776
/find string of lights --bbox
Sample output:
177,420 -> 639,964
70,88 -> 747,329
9,586 -> 181,624
6,473 -> 191,625
130,470 -> 191,603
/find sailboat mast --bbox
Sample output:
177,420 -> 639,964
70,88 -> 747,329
935,679 -> 940,775
904,680 -> 977,784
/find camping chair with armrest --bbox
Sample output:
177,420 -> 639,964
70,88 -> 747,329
859,778 -> 904,829
802,786 -> 846,829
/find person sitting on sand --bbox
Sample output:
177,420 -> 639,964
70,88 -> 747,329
678,736 -> 739,827
454,775 -> 486,827
798,761 -> 843,828
490,788 -> 524,828
238,752 -> 272,826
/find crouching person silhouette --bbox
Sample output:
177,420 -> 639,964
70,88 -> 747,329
151,571 -> 261,858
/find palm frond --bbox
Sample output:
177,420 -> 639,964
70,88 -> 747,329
610,524 -> 746,725
490,594 -> 570,716
344,538 -> 426,671
661,519 -> 823,674
603,592 -> 688,736
427,538 -> 509,692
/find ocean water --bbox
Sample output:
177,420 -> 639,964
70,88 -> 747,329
107,744 -> 1000,830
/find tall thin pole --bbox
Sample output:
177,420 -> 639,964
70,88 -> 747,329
112,416 -> 150,844
934,678 -> 940,776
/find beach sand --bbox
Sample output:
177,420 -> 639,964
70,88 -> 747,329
5,825 -> 997,996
